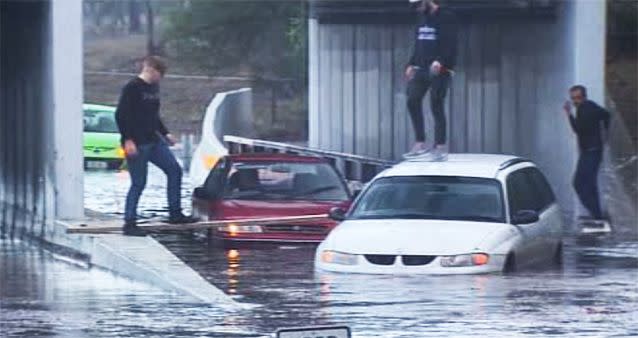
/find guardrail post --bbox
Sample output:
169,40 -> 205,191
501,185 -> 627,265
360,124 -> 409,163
182,134 -> 193,172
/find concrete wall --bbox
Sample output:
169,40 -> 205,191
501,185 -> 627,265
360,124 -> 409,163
308,1 -> 607,217
0,0 -> 83,238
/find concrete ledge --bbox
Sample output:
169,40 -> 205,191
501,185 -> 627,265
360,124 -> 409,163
45,218 -> 243,309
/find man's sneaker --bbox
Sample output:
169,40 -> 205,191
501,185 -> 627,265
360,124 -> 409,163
407,145 -> 448,162
168,213 -> 199,224
122,221 -> 147,237
403,142 -> 429,159
431,145 -> 449,162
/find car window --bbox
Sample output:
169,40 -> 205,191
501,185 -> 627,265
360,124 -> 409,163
507,167 -> 556,216
507,170 -> 534,215
222,161 -> 349,201
350,176 -> 505,223
527,167 -> 556,209
84,110 -> 118,133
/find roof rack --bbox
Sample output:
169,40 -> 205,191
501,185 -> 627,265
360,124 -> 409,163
498,157 -> 532,171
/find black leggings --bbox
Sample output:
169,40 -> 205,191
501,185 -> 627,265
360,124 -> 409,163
406,70 -> 450,144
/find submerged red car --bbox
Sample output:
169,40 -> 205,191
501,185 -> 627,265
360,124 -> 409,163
192,153 -> 352,243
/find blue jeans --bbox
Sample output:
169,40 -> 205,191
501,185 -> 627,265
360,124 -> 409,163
573,149 -> 603,219
124,141 -> 183,222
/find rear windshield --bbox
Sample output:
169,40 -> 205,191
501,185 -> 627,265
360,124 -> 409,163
84,110 -> 118,133
220,161 -> 349,201
350,176 -> 505,223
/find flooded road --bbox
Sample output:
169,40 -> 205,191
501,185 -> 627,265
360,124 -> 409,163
1,168 -> 637,337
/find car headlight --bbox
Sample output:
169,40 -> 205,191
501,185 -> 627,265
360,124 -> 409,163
440,253 -> 490,267
219,224 -> 263,236
320,250 -> 358,265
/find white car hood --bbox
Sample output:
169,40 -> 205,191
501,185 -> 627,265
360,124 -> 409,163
327,219 -> 511,256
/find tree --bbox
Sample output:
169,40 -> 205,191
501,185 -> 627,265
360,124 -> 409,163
145,0 -> 156,55
164,0 -> 307,80
129,0 -> 142,33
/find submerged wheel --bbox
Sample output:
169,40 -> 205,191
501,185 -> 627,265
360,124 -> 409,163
504,253 -> 516,273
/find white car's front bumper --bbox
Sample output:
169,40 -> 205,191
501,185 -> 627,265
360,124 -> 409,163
315,253 -> 507,275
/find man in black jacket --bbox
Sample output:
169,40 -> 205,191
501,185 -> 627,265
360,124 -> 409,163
404,0 -> 457,160
115,56 -> 197,236
563,85 -> 611,221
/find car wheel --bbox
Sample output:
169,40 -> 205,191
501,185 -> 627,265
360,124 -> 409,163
552,242 -> 564,267
504,253 -> 516,273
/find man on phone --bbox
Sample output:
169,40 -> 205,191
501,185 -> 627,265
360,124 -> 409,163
563,85 -> 611,222
404,0 -> 457,160
115,56 -> 197,236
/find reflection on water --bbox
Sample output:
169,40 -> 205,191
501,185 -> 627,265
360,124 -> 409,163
158,234 -> 638,337
1,169 -> 636,337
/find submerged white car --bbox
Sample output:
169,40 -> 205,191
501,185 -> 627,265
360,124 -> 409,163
315,154 -> 564,274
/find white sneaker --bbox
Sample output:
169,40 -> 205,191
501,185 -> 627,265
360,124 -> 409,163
408,144 -> 448,161
403,142 -> 429,159
432,144 -> 448,162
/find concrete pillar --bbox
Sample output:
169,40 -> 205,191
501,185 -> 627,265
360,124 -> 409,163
50,0 -> 84,219
572,0 -> 607,102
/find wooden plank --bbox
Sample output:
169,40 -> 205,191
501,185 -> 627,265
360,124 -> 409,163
66,214 -> 330,234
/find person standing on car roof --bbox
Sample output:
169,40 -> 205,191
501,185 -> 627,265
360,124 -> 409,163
115,56 -> 197,236
403,0 -> 458,161
563,85 -> 611,221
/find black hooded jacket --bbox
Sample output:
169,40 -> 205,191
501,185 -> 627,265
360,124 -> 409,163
408,8 -> 458,70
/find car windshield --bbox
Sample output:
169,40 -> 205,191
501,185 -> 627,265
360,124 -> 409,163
350,176 -> 505,223
223,161 -> 349,201
84,110 -> 118,133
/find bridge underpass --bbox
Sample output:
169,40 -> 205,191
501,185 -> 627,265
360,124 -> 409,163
0,1 -> 239,306
1,0 -> 84,237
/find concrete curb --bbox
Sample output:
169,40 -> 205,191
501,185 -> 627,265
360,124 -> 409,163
47,218 -> 244,309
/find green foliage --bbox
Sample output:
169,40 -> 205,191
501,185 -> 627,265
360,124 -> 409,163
164,0 -> 307,80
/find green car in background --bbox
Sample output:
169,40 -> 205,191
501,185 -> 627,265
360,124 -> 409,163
83,103 -> 125,170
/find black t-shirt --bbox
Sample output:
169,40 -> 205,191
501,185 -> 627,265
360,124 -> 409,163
115,77 -> 169,145
408,8 -> 458,70
568,100 -> 611,151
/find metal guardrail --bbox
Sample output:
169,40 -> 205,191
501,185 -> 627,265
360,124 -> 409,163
223,135 -> 397,182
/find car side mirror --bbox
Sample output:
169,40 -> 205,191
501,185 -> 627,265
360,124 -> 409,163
329,207 -> 347,222
512,210 -> 539,225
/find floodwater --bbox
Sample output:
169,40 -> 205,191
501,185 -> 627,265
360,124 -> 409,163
1,167 -> 637,337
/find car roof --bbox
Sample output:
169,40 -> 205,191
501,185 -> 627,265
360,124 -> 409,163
83,103 -> 116,112
380,154 -> 532,179
228,152 -> 328,163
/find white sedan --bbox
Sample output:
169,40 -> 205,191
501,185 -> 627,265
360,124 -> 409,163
315,154 -> 564,274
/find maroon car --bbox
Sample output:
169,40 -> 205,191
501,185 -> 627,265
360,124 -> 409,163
192,153 -> 352,243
